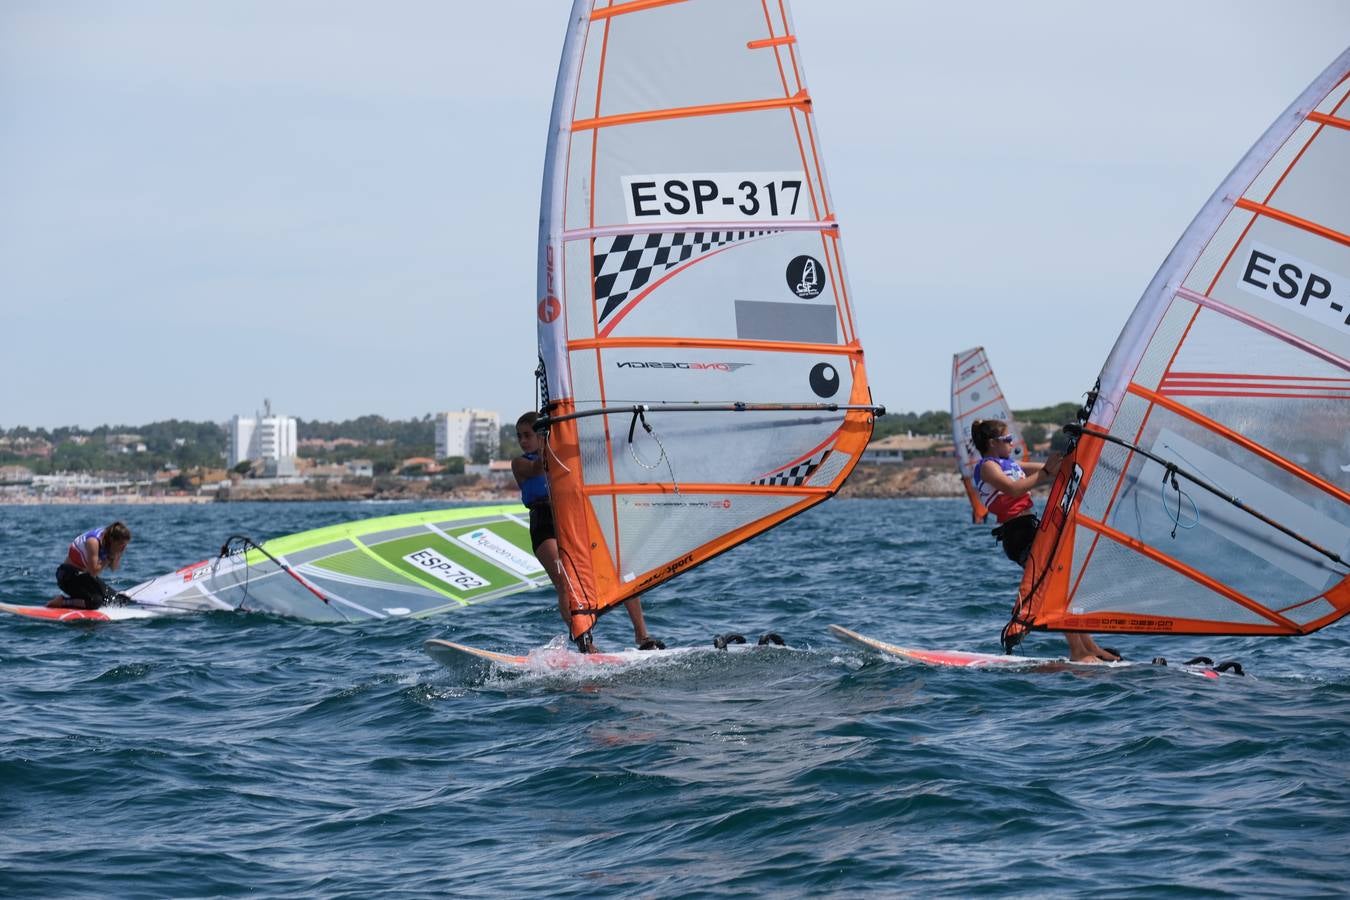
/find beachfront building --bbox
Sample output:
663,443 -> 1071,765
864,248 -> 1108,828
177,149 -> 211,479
435,409 -> 499,462
229,399 -> 298,470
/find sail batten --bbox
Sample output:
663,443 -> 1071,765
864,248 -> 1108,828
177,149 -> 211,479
1006,49 -> 1350,649
538,0 -> 876,638
572,92 -> 811,131
1234,198 -> 1350,247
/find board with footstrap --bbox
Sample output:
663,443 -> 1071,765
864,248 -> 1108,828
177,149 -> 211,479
829,625 -> 1243,679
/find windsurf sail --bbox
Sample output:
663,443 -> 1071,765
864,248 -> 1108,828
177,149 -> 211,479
535,0 -> 881,644
951,347 -> 1028,523
122,505 -> 549,622
1005,50 -> 1350,650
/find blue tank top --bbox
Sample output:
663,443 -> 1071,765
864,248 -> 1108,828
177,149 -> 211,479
519,452 -> 549,507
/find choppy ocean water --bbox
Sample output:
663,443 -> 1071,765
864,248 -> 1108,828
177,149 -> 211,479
1,499 -> 1347,898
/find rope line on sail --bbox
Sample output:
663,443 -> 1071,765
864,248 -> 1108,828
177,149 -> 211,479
626,408 -> 679,493
219,535 -> 332,605
1065,424 -> 1348,569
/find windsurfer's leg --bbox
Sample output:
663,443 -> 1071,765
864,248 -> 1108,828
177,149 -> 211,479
622,597 -> 649,645
1084,634 -> 1121,661
1065,633 -> 1105,663
53,564 -> 101,609
534,538 -> 568,627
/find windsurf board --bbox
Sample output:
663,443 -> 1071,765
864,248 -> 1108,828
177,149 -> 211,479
423,638 -> 699,673
829,625 -> 1234,679
0,600 -> 189,623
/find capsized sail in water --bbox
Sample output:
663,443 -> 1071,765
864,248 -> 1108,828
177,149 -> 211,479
1004,49 -> 1350,651
535,0 -> 882,647
951,347 -> 1028,524
121,505 -> 549,623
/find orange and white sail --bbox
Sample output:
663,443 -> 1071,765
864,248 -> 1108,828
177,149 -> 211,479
1005,49 -> 1350,649
951,347 -> 1028,524
535,0 -> 880,642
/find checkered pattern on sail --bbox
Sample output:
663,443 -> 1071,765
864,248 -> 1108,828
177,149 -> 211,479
753,449 -> 832,487
593,230 -> 771,323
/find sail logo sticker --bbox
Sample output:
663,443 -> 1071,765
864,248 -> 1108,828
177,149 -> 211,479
810,362 -> 840,398
787,255 -> 825,298
456,529 -> 544,576
622,172 -> 809,223
404,549 -> 489,591
1058,463 -> 1084,515
616,361 -> 750,372
1237,243 -> 1350,328
177,560 -> 212,583
538,295 -> 560,323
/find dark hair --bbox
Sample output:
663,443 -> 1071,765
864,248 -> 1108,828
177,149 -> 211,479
970,419 -> 1008,455
516,411 -> 538,430
104,521 -> 132,545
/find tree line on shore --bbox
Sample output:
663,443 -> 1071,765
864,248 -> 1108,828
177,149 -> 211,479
1,402 -> 1082,476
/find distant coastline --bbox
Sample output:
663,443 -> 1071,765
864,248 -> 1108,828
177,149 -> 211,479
0,464 -> 1049,505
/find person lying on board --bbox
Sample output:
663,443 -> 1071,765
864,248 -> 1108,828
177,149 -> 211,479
970,419 -> 1119,663
514,412 -> 663,653
49,521 -> 132,610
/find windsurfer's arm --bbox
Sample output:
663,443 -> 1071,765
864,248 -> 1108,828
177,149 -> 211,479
979,459 -> 1056,498
1020,453 -> 1063,483
511,455 -> 546,484
83,537 -> 104,574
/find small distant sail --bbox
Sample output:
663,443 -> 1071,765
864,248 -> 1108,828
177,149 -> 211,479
950,347 -> 1028,524
123,506 -> 549,622
536,0 -> 881,641
1006,50 -> 1350,649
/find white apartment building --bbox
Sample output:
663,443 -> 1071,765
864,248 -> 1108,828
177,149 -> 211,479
435,409 -> 500,461
229,399 -> 298,469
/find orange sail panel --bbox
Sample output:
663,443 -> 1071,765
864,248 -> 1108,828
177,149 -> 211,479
536,0 -> 877,638
1008,51 -> 1350,646
950,347 -> 1027,524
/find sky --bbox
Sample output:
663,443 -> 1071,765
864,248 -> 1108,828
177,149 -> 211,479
2,1 -> 1348,429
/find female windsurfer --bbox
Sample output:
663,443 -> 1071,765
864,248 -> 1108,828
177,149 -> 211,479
971,419 -> 1118,663
514,412 -> 663,653
50,521 -> 132,609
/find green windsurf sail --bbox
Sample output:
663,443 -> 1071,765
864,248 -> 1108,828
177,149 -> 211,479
121,505 -> 548,622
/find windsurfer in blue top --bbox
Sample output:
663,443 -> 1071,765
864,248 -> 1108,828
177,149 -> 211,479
971,419 -> 1118,663
513,412 -> 663,653
50,521 -> 132,609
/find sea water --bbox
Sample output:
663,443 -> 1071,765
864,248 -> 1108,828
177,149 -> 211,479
1,500 -> 1347,897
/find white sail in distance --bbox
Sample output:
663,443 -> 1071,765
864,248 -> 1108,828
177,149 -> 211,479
951,347 -> 1027,524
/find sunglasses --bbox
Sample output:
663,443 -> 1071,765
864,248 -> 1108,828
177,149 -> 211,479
996,435 -> 1015,444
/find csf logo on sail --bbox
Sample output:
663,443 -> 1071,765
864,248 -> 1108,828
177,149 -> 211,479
1238,242 -> 1350,328
786,255 -> 825,298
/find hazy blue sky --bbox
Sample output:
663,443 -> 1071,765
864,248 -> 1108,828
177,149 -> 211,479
3,1 -> 1347,428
